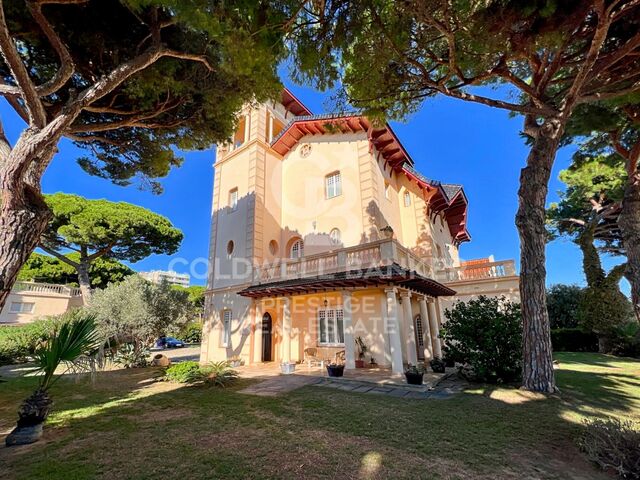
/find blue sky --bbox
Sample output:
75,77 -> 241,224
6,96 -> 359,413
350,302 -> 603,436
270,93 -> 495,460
1,80 -> 627,291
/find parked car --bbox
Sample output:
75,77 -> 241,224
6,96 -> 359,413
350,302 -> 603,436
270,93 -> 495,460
164,337 -> 185,348
155,336 -> 185,349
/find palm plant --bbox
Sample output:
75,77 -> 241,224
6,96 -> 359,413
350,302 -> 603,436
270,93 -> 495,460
16,314 -> 101,428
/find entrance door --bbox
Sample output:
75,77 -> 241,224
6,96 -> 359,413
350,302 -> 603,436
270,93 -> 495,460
261,313 -> 273,362
414,314 -> 425,361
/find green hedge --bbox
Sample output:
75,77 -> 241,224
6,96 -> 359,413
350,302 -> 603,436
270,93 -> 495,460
551,328 -> 598,352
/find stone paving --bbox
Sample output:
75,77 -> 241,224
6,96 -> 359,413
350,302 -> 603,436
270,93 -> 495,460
238,369 -> 469,399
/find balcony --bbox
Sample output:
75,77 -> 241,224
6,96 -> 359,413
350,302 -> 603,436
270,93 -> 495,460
13,281 -> 82,297
253,238 -> 434,284
435,260 -> 518,283
251,239 -> 517,287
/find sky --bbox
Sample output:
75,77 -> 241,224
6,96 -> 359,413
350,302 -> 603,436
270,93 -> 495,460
1,78 -> 628,292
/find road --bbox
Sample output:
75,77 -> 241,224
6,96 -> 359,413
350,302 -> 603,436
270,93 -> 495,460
151,345 -> 200,363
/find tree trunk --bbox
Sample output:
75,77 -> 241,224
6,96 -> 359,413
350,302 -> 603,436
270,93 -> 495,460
515,119 -> 562,393
0,182 -> 51,310
577,223 -> 605,288
618,172 -> 640,322
77,255 -> 92,305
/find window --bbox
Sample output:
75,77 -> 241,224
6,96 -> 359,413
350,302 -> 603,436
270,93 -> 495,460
404,191 -> 411,207
318,308 -> 345,345
384,181 -> 391,200
229,188 -> 238,211
232,115 -> 248,149
226,240 -> 234,257
329,228 -> 341,246
325,171 -> 342,199
266,111 -> 285,142
269,240 -> 279,255
290,239 -> 304,259
9,302 -> 34,314
222,310 -> 232,346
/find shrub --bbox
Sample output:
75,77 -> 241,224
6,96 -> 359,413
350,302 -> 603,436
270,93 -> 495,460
578,417 -> 640,479
201,361 -> 239,388
440,296 -> 522,384
113,343 -> 149,368
0,312 -> 77,365
609,322 -> 640,358
547,284 -> 584,329
164,361 -> 202,383
164,360 -> 238,387
551,328 -> 599,352
178,322 -> 202,344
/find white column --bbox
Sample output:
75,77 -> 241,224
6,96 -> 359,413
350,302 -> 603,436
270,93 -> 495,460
385,287 -> 404,375
418,295 -> 433,360
427,298 -> 442,358
282,296 -> 291,363
342,291 -> 355,369
268,113 -> 274,142
253,301 -> 263,363
400,291 -> 418,365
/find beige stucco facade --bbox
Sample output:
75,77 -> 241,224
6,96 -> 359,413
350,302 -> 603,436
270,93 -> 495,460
201,90 -> 519,372
0,282 -> 83,325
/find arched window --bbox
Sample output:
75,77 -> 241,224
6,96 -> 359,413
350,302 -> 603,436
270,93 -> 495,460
290,239 -> 304,259
329,228 -> 341,246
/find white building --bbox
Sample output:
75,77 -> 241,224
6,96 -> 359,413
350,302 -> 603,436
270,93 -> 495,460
139,270 -> 190,288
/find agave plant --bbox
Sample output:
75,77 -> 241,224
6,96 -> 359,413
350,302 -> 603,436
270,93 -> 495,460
15,314 -> 101,429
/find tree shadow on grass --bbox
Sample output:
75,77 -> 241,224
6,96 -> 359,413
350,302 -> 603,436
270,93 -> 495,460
1,359 -> 635,480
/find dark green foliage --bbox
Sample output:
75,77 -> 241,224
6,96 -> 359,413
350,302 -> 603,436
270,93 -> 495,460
550,328 -> 599,353
164,360 -> 237,387
43,193 -> 183,264
18,252 -> 133,288
178,322 -> 202,344
609,322 -> 640,358
164,361 -> 202,383
3,0 -> 291,191
0,314 -> 73,365
578,417 -> 640,479
441,296 -> 522,384
171,285 -> 205,321
546,285 -> 585,329
577,286 -> 634,345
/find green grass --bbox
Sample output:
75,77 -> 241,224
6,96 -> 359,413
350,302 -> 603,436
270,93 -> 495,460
0,352 -> 638,479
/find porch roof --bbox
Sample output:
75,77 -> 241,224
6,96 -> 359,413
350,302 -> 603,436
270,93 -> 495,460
237,263 -> 456,298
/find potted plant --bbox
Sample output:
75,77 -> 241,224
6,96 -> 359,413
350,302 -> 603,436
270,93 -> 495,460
355,336 -> 368,368
6,315 -> 101,446
369,357 -> 378,368
380,225 -> 394,239
280,362 -> 296,374
326,362 -> 345,377
430,356 -> 446,373
404,364 -> 425,385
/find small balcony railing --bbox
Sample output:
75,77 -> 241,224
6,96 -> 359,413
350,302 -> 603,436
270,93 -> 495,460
13,281 -> 82,297
435,260 -> 517,283
252,238 -> 434,284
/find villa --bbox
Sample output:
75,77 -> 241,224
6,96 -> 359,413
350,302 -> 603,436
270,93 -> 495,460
200,89 -> 519,374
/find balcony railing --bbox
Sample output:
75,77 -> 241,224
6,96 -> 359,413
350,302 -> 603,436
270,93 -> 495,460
13,281 -> 82,297
251,239 -> 517,286
435,260 -> 517,283
253,238 -> 434,284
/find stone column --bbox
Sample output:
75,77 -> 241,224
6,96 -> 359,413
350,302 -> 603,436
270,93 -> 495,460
418,295 -> 433,360
385,287 -> 404,375
282,296 -> 292,363
342,291 -> 355,369
427,298 -> 442,358
268,112 -> 274,142
253,300 -> 263,363
400,290 -> 418,365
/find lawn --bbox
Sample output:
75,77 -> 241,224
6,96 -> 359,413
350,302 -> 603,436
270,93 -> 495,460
0,352 -> 638,480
